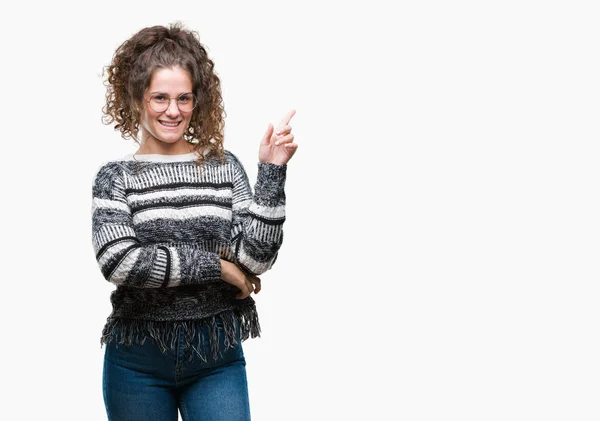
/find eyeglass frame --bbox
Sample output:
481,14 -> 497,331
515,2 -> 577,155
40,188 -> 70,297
144,91 -> 198,113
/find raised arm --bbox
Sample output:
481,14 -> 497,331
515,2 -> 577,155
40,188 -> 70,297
91,162 -> 222,288
228,153 -> 287,276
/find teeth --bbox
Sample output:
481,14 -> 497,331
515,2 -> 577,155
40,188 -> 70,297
160,121 -> 180,127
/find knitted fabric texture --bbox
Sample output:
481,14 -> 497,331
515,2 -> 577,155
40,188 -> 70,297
91,150 -> 286,362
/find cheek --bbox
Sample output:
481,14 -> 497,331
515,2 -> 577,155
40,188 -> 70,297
141,112 -> 159,127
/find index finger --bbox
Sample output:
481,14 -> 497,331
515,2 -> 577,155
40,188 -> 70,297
278,109 -> 296,127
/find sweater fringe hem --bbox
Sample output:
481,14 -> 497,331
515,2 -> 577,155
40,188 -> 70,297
99,307 -> 261,363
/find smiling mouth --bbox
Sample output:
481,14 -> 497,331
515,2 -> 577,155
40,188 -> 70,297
159,121 -> 181,127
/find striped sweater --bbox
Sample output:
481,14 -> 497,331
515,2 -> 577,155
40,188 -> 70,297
91,150 -> 287,361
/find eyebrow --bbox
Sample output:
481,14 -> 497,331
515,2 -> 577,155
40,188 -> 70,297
149,91 -> 193,96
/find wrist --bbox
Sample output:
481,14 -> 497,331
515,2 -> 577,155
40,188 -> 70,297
219,259 -> 233,280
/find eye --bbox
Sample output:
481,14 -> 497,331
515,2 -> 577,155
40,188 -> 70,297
153,94 -> 168,102
178,94 -> 193,104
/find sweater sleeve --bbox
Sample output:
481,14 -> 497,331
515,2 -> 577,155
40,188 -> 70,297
228,154 -> 287,276
91,161 -> 222,288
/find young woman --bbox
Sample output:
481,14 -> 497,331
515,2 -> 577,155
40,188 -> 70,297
92,22 -> 297,421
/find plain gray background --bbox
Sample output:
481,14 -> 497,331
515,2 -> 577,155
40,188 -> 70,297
1,0 -> 598,420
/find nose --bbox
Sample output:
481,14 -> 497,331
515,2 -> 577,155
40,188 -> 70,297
164,98 -> 181,117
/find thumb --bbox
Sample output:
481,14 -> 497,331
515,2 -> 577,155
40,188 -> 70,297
260,123 -> 274,146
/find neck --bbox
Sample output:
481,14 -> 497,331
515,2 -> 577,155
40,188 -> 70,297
136,138 -> 196,155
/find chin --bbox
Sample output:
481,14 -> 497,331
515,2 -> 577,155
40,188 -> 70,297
158,133 -> 185,143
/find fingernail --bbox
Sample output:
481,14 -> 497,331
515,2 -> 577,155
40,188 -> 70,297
275,141 -> 280,145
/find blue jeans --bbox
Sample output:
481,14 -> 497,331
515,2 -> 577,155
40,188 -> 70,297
103,318 -> 251,421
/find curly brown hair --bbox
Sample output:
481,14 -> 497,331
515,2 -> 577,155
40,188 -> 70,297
101,21 -> 226,166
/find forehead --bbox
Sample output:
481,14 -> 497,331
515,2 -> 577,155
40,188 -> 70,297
148,67 -> 192,92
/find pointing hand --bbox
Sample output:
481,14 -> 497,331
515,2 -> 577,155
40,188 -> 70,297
259,109 -> 298,166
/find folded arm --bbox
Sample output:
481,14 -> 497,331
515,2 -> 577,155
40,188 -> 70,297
91,162 -> 222,288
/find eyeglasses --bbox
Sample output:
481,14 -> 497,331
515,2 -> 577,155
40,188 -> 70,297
146,92 -> 197,113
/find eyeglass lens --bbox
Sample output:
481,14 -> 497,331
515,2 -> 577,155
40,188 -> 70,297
149,93 -> 196,112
